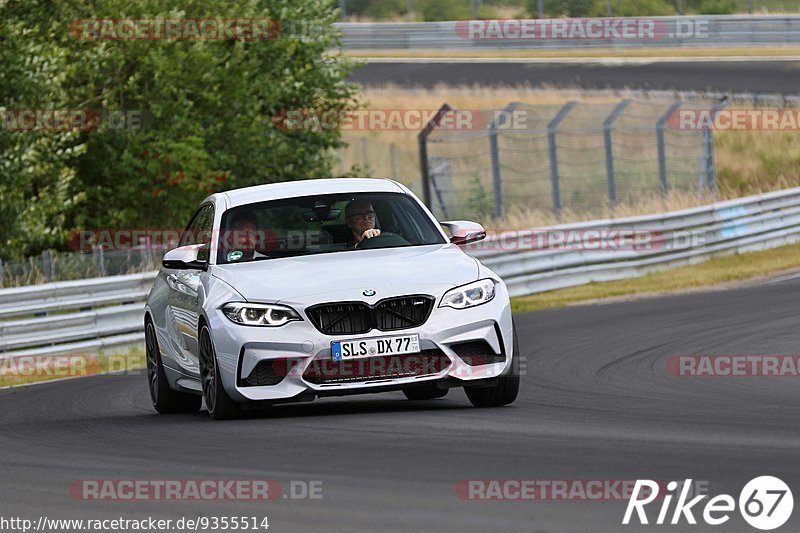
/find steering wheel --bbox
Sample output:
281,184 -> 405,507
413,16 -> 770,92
354,232 -> 410,249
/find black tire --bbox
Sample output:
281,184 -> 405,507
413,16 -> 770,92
145,320 -> 201,414
403,382 -> 448,401
199,325 -> 242,420
464,325 -> 520,408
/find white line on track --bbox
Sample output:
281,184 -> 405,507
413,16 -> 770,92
765,271 -> 800,285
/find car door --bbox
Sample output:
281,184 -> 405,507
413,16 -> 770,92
163,203 -> 214,377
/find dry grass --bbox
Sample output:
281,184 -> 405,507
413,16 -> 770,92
511,240 -> 800,313
341,86 -> 800,229
715,130 -> 800,196
0,345 -> 145,388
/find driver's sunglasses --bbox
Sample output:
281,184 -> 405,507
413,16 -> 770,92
347,211 -> 375,221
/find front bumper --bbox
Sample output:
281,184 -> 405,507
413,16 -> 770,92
206,282 -> 514,403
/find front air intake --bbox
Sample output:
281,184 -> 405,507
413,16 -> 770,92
306,295 -> 434,335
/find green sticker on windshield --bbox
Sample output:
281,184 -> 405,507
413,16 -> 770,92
227,250 -> 243,261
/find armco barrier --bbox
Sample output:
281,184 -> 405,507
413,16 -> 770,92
2,187 -> 800,358
336,16 -> 800,50
471,187 -> 800,296
0,272 -> 155,359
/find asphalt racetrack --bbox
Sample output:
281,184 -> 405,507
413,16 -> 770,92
2,275 -> 800,532
351,60 -> 800,94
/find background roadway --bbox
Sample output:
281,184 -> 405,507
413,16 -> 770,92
351,60 -> 800,94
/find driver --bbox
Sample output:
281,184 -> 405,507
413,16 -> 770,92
226,212 -> 267,260
345,199 -> 380,247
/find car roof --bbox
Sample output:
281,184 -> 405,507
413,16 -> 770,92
218,178 -> 407,208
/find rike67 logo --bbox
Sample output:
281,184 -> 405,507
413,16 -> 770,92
623,476 -> 793,530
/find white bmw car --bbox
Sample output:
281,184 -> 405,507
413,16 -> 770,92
144,178 -> 519,419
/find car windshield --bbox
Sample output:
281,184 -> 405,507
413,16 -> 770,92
217,192 -> 446,264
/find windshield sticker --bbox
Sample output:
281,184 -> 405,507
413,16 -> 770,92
227,250 -> 244,262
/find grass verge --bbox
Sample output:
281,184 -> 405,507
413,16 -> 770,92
0,344 -> 145,388
511,241 -> 800,313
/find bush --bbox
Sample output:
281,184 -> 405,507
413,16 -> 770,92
589,0 -> 677,16
696,0 -> 735,14
528,0 -> 595,17
416,0 -> 473,20
358,0 -> 407,19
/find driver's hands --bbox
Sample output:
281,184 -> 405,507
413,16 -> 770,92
361,228 -> 381,240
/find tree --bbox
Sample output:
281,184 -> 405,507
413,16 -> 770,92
0,0 -> 358,258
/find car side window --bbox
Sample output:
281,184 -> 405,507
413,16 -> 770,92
179,204 -> 215,248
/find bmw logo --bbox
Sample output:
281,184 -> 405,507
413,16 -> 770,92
362,289 -> 376,297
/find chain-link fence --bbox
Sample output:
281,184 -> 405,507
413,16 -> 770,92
414,98 -> 723,220
4,98 -> 721,287
0,246 -> 166,288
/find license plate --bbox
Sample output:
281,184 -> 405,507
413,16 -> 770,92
331,334 -> 420,361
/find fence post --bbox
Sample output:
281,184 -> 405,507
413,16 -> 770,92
547,101 -> 576,215
0,258 -> 4,288
140,236 -> 154,271
488,102 -> 519,220
603,99 -> 631,207
657,101 -> 682,197
700,97 -> 729,194
337,147 -> 344,175
419,104 -> 452,211
677,0 -> 683,15
92,245 -> 100,277
361,138 -> 370,174
537,0 -> 544,17
42,250 -> 53,283
390,143 -> 398,180
93,245 -> 107,277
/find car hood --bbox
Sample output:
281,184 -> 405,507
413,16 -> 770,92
211,244 -> 479,306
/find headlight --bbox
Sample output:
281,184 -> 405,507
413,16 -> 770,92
439,279 -> 496,309
221,303 -> 301,327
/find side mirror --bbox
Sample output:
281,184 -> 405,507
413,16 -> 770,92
162,244 -> 208,270
441,221 -> 487,246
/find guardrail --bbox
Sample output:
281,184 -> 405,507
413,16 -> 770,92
336,15 -> 800,50
2,187 -> 800,358
470,187 -> 800,296
0,272 -> 155,359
